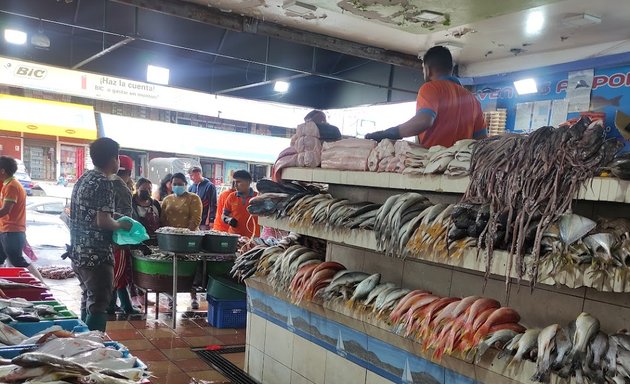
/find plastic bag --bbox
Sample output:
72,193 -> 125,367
113,217 -> 149,245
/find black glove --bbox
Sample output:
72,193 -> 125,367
223,216 -> 238,227
365,126 -> 402,142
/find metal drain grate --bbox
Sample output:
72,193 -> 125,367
193,345 -> 257,384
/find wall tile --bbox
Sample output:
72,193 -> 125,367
508,285 -> 584,328
249,314 -> 267,351
586,287 -> 630,309
327,244 -> 365,271
366,370 -> 396,384
362,251 -> 404,287
292,335 -> 327,384
263,354 -> 291,384
324,351 -> 367,384
291,371 -> 316,384
402,259 -> 453,297
583,299 -> 630,334
265,321 -> 294,367
449,270 -> 509,305
247,346 -> 264,382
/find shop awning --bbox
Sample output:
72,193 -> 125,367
99,113 -> 291,164
0,94 -> 97,140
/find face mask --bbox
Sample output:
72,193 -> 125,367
139,190 -> 151,200
172,185 -> 186,196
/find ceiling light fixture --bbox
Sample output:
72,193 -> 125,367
274,81 -> 290,93
514,78 -> 538,95
562,13 -> 602,27
4,29 -> 27,45
282,1 -> 317,15
147,65 -> 169,85
525,11 -> 545,35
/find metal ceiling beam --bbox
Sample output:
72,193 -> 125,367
72,36 -> 135,69
110,0 -> 423,69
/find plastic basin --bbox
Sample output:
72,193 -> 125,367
156,233 -> 203,253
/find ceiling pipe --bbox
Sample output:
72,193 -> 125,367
71,37 -> 135,69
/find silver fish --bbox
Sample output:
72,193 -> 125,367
37,338 -> 104,358
0,322 -> 27,345
587,331 -> 609,371
375,289 -> 410,314
363,283 -> 396,307
349,274 -> 381,303
324,272 -> 369,294
532,324 -> 560,382
471,329 -> 519,364
570,313 -> 600,361
510,328 -> 540,365
551,326 -> 572,371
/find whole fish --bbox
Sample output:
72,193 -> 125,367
551,326 -> 573,371
390,291 -> 431,325
470,329 -> 520,364
87,357 -> 137,370
0,313 -> 13,323
1,307 -> 24,317
324,272 -> 369,293
0,298 -> 34,308
370,287 -> 400,311
0,366 -> 51,382
349,273 -> 381,304
570,313 -> 600,362
376,289 -> 411,315
363,283 -> 396,307
509,328 -> 540,365
78,371 -> 139,384
37,338 -> 104,358
586,331 -> 608,371
0,279 -> 43,289
532,324 -> 560,382
68,348 -> 124,364
0,322 -> 27,345
12,352 -> 91,374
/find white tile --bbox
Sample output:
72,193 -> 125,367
449,270 -> 509,306
586,287 -> 630,308
362,251 -> 404,287
402,259 -> 453,297
265,321 -> 294,367
366,370 -> 396,384
291,371 -> 315,384
247,346 -> 264,382
583,299 -> 630,334
324,351 -> 367,384
508,285 -> 584,329
250,313 -> 267,351
263,354 -> 291,384
292,336 -> 326,384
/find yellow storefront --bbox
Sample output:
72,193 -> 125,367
0,94 -> 97,181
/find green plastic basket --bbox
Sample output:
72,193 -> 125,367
156,233 -> 203,253
202,234 -> 239,254
206,261 -> 235,277
206,276 -> 246,301
132,254 -> 199,276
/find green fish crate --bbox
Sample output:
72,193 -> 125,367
207,297 -> 246,329
29,301 -> 78,320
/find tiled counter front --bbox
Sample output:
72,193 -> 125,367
244,284 -> 479,384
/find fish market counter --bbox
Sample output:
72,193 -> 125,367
258,217 -> 630,293
132,251 -> 236,329
245,277 -> 544,384
281,167 -> 630,204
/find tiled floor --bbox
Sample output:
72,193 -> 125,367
45,277 -> 247,384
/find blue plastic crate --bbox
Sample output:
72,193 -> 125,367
11,319 -> 85,336
207,296 -> 246,329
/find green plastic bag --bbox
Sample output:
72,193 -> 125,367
113,217 -> 149,245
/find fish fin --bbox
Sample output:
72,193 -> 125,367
612,95 -> 623,106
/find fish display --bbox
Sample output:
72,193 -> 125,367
462,117 -> 621,290
0,328 -> 148,383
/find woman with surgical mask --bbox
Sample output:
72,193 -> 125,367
160,173 -> 202,231
132,178 -> 162,244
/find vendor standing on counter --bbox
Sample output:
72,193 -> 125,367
222,170 -> 260,238
366,46 -> 487,147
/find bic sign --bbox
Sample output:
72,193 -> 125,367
15,66 -> 47,79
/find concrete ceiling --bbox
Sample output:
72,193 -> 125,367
189,0 -> 630,68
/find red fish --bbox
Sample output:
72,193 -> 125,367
471,307 -> 521,348
389,291 -> 430,324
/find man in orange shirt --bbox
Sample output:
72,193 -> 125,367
222,170 -> 260,238
213,181 -> 235,233
0,156 -> 29,268
366,46 -> 487,147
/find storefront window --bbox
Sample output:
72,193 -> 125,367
60,145 -> 85,183
23,144 -> 55,181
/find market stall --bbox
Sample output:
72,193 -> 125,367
241,118 -> 630,384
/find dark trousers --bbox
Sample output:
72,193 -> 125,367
72,261 -> 114,315
0,232 -> 28,267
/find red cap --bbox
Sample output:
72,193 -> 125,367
119,155 -> 134,171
